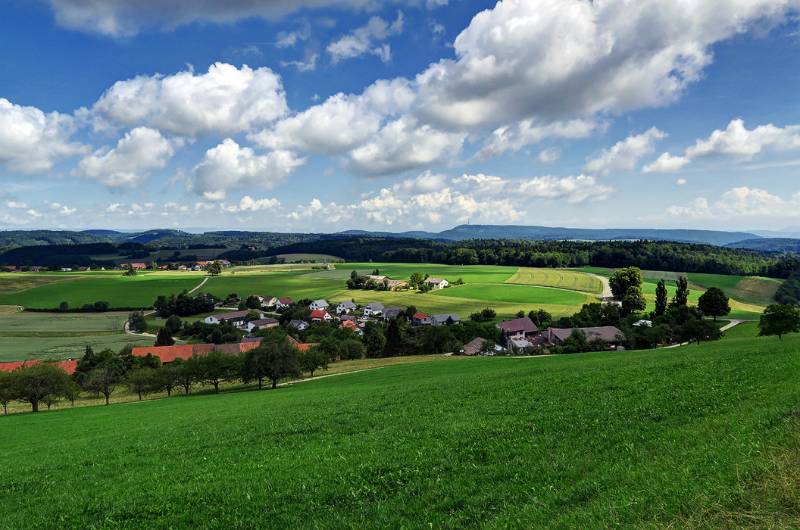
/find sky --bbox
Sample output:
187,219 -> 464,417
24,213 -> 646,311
1,0 -> 800,234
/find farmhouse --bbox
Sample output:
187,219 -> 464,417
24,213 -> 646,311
132,338 -> 315,364
412,312 -> 433,326
382,307 -> 403,320
309,299 -> 330,311
366,275 -> 387,283
497,317 -> 539,346
244,318 -> 280,332
276,297 -> 294,310
259,296 -> 279,308
0,359 -> 78,375
460,338 -> 494,357
432,314 -> 461,326
363,302 -> 385,317
336,301 -> 357,314
130,263 -> 147,270
425,278 -> 449,289
340,320 -> 363,335
310,310 -> 333,322
289,319 -> 310,331
204,310 -> 263,327
544,326 -> 625,347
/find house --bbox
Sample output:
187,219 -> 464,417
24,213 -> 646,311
310,309 -> 333,322
260,296 -> 279,308
424,278 -> 449,290
340,320 -> 363,336
497,317 -> 539,346
366,275 -> 387,283
363,302 -> 384,317
544,326 -> 625,347
289,320 -> 310,331
386,280 -> 409,291
382,307 -> 403,320
412,312 -> 433,326
204,310 -> 263,327
633,319 -> 653,328
432,314 -> 461,326
461,338 -> 494,356
131,337 -> 316,365
0,359 -> 78,375
244,318 -> 280,332
336,301 -> 357,315
276,297 -> 294,310
309,299 -> 330,311
130,263 -> 147,270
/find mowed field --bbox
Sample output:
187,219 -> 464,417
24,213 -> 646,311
506,267 -> 603,293
0,309 -> 151,361
2,334 -> 799,527
0,271 -> 203,309
577,267 -> 772,319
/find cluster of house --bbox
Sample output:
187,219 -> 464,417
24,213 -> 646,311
127,260 -> 232,272
461,316 -> 626,356
355,273 -> 450,292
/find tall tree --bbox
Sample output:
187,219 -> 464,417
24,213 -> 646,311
125,367 -> 159,401
609,267 -> 646,316
264,341 -> 301,389
0,371 -> 16,415
655,279 -> 668,316
299,347 -> 328,378
196,350 -> 237,393
155,327 -> 175,347
759,304 -> 800,340
672,276 -> 690,308
13,364 -> 71,413
698,287 -> 731,321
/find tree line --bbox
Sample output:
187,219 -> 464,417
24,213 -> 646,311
0,333 -> 329,415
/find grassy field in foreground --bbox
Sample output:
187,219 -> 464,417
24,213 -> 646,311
0,310 -> 151,361
2,335 -> 800,528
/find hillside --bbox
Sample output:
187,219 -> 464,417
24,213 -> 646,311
729,238 -> 800,252
2,336 -> 799,528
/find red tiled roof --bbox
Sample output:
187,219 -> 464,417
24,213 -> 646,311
0,359 -> 78,375
132,345 -> 196,363
413,312 -> 430,319
310,310 -> 329,319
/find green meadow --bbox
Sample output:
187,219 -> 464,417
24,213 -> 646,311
0,309 -> 150,362
2,334 -> 799,528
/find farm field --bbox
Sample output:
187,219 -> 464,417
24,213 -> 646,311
2,334 -> 799,527
506,267 -> 603,293
0,309 -> 151,361
0,271 -> 203,309
576,267 -> 770,319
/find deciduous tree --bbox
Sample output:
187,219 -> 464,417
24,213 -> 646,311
759,304 -> 800,340
698,287 -> 731,321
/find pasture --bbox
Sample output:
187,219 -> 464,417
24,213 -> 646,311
2,334 -> 799,528
506,267 -> 603,293
0,310 -> 150,361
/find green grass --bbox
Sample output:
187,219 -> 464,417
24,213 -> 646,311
431,282 -> 591,306
506,267 -> 602,293
0,311 -> 151,361
2,335 -> 800,527
0,271 -> 203,309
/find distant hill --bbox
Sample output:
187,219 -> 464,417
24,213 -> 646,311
728,238 -> 800,252
339,225 -> 761,246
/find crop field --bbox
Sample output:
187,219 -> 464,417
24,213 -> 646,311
0,310 -> 150,361
2,334 -> 799,527
0,271 -> 203,309
576,267 -> 769,319
506,267 -> 603,293
431,282 -> 592,306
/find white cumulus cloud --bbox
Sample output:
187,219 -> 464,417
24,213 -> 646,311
585,128 -> 666,176
327,12 -> 404,63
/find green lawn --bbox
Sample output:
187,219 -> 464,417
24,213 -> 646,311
2,335 -> 799,527
0,311 -> 151,361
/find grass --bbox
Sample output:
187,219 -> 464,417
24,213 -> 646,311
506,267 -> 602,293
0,271 -> 203,309
0,311 -> 151,361
2,334 -> 800,527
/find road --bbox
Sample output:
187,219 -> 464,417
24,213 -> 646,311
588,273 -> 613,298
123,276 -> 210,338
662,319 -> 745,349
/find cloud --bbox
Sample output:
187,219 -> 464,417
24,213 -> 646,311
413,0 -> 799,130
686,119 -> 800,159
676,178 -> 688,186
48,202 -> 77,215
585,128 -> 666,175
537,148 -> 560,164
74,127 -> 179,188
251,78 -> 414,155
5,201 -> 27,209
0,98 -> 85,173
281,53 -> 319,72
223,196 -> 281,213
192,139 -> 305,200
643,152 -> 690,173
327,11 -> 404,63
348,116 -> 465,176
47,0 -> 400,37
91,63 -> 288,136
477,119 -> 599,159
668,186 -> 800,219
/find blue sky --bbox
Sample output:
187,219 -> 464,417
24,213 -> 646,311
1,0 -> 800,233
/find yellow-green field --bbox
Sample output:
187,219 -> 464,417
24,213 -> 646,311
506,267 -> 603,293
